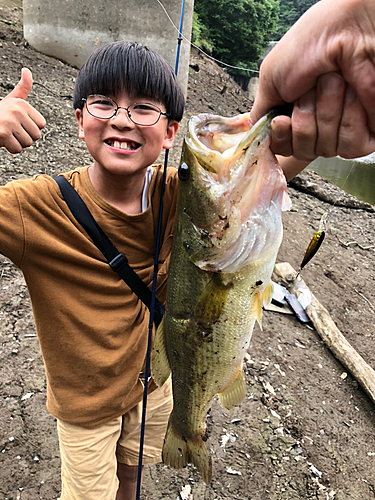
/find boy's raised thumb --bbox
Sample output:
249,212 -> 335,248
7,67 -> 33,100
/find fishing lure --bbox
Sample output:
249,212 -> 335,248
298,212 -> 328,273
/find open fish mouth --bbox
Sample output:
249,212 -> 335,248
189,112 -> 252,156
182,112 -> 291,273
186,112 -> 275,169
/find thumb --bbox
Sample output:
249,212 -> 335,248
249,82 -> 285,128
6,67 -> 33,101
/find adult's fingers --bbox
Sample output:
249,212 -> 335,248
270,115 -> 293,157
290,89 -> 318,162
337,85 -> 375,159
314,73 -> 346,157
270,90 -> 318,162
340,43 -> 375,135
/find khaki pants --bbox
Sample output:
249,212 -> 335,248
57,379 -> 172,500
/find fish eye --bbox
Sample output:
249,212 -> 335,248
178,162 -> 190,181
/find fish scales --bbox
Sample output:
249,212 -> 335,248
151,111 -> 290,484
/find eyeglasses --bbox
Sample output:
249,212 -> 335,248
82,95 -> 170,126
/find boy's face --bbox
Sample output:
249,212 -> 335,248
75,92 -> 179,178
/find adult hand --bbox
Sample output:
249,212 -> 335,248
0,68 -> 46,154
270,72 -> 371,161
249,0 -> 375,160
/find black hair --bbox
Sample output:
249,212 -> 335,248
73,41 -> 185,122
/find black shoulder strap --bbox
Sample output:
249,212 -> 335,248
54,176 -> 165,327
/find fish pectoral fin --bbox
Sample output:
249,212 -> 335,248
150,316 -> 171,387
218,365 -> 246,410
263,281 -> 273,306
195,275 -> 233,324
163,419 -> 212,485
252,282 -> 272,330
253,290 -> 263,329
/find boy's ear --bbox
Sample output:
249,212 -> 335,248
162,120 -> 179,150
75,109 -> 85,140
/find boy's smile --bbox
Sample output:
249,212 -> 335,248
105,139 -> 140,151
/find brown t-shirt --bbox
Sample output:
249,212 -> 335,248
0,165 -> 178,428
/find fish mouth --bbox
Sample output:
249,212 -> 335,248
187,113 -> 270,158
186,112 -> 272,169
183,111 -> 290,273
192,113 -> 250,153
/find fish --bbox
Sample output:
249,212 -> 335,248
151,110 -> 291,484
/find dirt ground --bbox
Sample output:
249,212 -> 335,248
0,2 -> 374,499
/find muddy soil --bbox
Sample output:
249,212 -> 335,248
0,2 -> 374,499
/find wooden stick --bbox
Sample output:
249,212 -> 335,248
274,262 -> 375,405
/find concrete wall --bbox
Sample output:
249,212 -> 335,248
23,0 -> 193,95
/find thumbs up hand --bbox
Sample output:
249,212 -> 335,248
0,68 -> 46,154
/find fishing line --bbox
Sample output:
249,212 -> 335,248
156,0 -> 260,74
135,1 -> 185,497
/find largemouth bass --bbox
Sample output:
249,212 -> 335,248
151,111 -> 291,484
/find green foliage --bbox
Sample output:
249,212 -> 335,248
272,0 -> 320,39
191,12 -> 214,54
194,0 -> 279,73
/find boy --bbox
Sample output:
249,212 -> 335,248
0,41 -> 184,499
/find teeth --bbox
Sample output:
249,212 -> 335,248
112,140 -> 137,150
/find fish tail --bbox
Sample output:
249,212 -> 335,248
162,420 -> 212,484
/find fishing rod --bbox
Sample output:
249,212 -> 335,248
174,0 -> 185,76
135,1 -> 186,498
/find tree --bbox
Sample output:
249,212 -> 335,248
194,0 -> 279,72
191,11 -> 214,54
